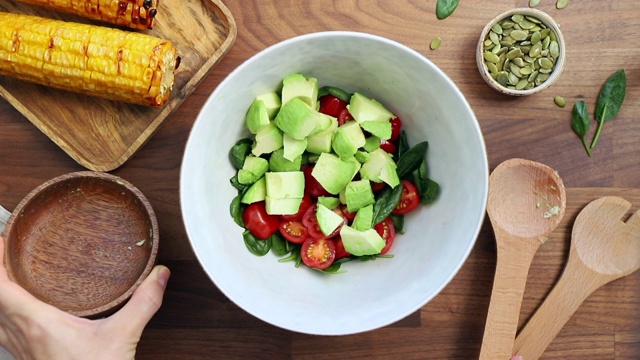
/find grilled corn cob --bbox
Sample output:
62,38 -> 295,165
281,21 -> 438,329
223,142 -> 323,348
0,12 -> 179,107
16,0 -> 158,30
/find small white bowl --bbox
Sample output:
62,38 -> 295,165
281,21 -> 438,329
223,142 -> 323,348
181,31 -> 488,335
477,8 -> 566,96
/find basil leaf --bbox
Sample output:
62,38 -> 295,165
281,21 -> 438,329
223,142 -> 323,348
242,230 -> 271,256
436,0 -> 460,20
396,141 -> 429,178
229,138 -> 253,170
372,183 -> 403,225
230,194 -> 245,227
571,100 -> 592,157
591,69 -> 626,148
318,86 -> 352,103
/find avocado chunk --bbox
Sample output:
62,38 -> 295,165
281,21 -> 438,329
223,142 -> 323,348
311,153 -> 358,195
241,176 -> 266,204
281,73 -> 319,108
344,179 -> 375,213
348,92 -> 395,123
306,116 -> 338,155
363,135 -> 381,152
255,92 -> 281,119
265,197 -> 303,215
245,99 -> 270,134
237,155 -> 269,185
251,123 -> 283,156
283,134 -> 307,162
268,148 -> 301,172
354,150 -> 370,163
352,204 -> 373,231
274,98 -> 329,140
360,148 -> 400,188
317,196 -> 340,209
316,203 -> 345,236
360,120 -> 391,140
340,225 -> 385,256
265,171 -> 305,199
332,120 -> 366,159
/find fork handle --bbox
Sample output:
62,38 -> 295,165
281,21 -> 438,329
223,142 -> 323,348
513,254 -> 612,359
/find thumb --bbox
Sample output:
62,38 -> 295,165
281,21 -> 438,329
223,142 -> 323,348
106,265 -> 170,336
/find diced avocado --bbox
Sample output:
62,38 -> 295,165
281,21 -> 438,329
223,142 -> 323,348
344,156 -> 363,179
268,148 -> 301,172
265,171 -> 305,199
354,150 -> 370,163
245,99 -> 270,134
348,92 -> 395,123
241,176 -> 266,204
283,134 -> 307,161
311,153 -> 358,195
360,148 -> 400,188
316,203 -> 345,236
274,98 -> 327,140
360,120 -> 392,140
251,123 -> 283,156
306,116 -> 338,155
339,225 -> 385,256
352,204 -> 373,231
255,92 -> 281,119
332,121 -> 366,159
281,73 -> 319,108
317,196 -> 340,209
308,112 -> 333,136
363,136 -> 381,152
237,155 -> 269,185
344,179 -> 375,213
265,197 -> 303,215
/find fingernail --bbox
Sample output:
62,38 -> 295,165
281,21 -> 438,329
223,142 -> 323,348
157,266 -> 170,289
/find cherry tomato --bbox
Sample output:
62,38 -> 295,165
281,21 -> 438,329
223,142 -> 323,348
379,139 -> 397,154
371,181 -> 387,192
279,220 -> 308,244
390,117 -> 402,142
375,216 -> 396,254
333,237 -> 351,260
392,180 -> 420,215
302,204 -> 346,239
303,166 -> 330,198
301,237 -> 336,270
280,194 -> 312,221
242,202 -> 280,240
339,204 -> 356,221
337,108 -> 354,126
318,95 -> 347,118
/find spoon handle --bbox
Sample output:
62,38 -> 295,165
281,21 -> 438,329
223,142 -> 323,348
0,205 -> 10,234
479,233 -> 541,360
512,254 -> 608,359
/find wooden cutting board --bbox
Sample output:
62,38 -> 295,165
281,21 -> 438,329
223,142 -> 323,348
0,0 -> 237,172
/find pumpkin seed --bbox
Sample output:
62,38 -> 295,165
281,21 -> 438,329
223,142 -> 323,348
487,62 -> 499,74
484,39 -> 493,47
554,96 -> 567,107
529,43 -> 543,57
556,0 -> 570,9
508,72 -> 519,85
510,30 -> 529,41
489,31 -> 501,45
430,37 -> 442,50
549,41 -> 560,58
496,71 -> 510,86
491,43 -> 502,54
518,19 -> 536,30
491,23 -> 503,35
530,31 -> 541,44
484,51 -> 500,63
510,63 -> 523,77
512,57 -> 526,67
520,67 -> 534,75
515,79 -> 529,90
501,20 -> 515,29
539,57 -> 554,69
529,0 -> 541,7
528,70 -> 539,83
511,14 -> 524,23
526,15 -> 542,24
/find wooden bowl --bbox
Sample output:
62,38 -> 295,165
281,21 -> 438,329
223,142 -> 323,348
476,8 -> 566,96
2,171 -> 159,318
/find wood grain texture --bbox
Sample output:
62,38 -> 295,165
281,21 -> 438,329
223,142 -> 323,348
1,0 -> 640,359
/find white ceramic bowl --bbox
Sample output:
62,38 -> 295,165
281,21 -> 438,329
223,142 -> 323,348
181,31 -> 488,335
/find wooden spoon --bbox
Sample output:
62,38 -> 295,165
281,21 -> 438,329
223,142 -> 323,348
513,196 -> 640,359
480,158 -> 566,360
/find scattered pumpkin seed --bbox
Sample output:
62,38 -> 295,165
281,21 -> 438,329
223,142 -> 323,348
554,95 -> 567,107
556,0 -> 570,9
430,36 -> 442,50
529,0 -> 541,8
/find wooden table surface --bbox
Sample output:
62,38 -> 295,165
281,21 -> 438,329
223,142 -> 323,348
1,0 -> 639,359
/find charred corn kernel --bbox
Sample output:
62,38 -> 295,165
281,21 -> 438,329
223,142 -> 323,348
0,12 -> 180,107
15,0 -> 158,30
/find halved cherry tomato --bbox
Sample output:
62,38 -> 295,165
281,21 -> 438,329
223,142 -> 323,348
318,95 -> 347,118
303,166 -> 330,198
371,181 -> 387,192
242,202 -> 280,240
302,204 -> 346,239
379,139 -> 396,154
337,108 -> 354,126
279,220 -> 308,244
280,194 -> 312,221
301,237 -> 336,270
339,204 -> 356,221
375,216 -> 396,254
392,180 -> 420,215
333,237 -> 351,260
390,117 -> 402,142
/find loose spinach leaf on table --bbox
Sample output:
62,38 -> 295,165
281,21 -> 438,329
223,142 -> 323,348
571,100 -> 592,157
436,0 -> 460,20
591,69 -> 626,149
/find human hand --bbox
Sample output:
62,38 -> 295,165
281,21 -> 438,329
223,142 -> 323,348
0,235 -> 170,360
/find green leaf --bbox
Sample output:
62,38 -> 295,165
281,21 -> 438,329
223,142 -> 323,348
571,100 -> 592,157
390,214 -> 405,234
229,194 -> 245,227
436,0 -> 460,20
242,230 -> 272,256
396,131 -> 410,159
270,233 -> 289,256
372,183 -> 403,225
396,141 -> 429,178
420,178 -> 440,205
229,138 -> 253,170
318,86 -> 352,103
591,69 -> 626,148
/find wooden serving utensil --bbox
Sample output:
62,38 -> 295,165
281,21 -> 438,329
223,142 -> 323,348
513,196 -> 640,359
480,158 -> 567,360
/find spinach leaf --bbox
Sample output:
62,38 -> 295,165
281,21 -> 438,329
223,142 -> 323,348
591,69 -> 626,148
372,183 -> 403,225
229,138 -> 253,170
396,131 -> 410,159
278,244 -> 302,267
396,141 -> 429,178
242,230 -> 271,256
270,233 -> 289,256
436,0 -> 460,20
571,100 -> 592,157
420,178 -> 441,205
230,174 -> 248,192
230,194 -> 245,227
390,214 -> 405,234
318,86 -> 352,103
